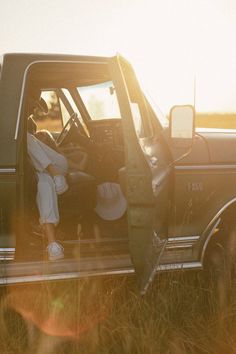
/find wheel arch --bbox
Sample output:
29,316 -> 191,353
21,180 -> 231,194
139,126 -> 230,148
200,197 -> 236,265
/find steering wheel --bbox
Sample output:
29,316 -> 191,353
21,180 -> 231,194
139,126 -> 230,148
56,113 -> 89,146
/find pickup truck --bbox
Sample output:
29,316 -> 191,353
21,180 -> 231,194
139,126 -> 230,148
0,53 -> 235,294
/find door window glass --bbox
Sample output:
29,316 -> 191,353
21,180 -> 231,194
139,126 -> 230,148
61,88 -> 84,126
34,91 -> 63,132
58,97 -> 71,126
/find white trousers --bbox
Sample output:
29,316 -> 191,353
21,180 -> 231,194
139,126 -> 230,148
27,133 -> 68,225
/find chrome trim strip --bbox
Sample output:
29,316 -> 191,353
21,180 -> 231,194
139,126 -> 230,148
175,165 -> 236,171
0,248 -> 15,252
0,248 -> 15,261
0,261 -> 203,285
14,59 -> 108,140
0,168 -> 16,174
167,244 -> 194,250
166,236 -> 200,250
0,269 -> 135,285
167,236 -> 200,243
157,261 -> 202,272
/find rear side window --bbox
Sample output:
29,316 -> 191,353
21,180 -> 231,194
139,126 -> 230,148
33,90 -> 64,133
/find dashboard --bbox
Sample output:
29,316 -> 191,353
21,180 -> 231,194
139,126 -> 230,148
88,119 -> 124,149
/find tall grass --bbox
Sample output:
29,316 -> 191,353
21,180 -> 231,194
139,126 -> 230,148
0,271 -> 236,353
5,111 -> 236,353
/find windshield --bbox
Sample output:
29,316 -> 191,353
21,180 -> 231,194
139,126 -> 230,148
77,81 -> 121,120
144,90 -> 169,128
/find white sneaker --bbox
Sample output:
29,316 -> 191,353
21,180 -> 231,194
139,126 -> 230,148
53,175 -> 68,195
47,241 -> 64,261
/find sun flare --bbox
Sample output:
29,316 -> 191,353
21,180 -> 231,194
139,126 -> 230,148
1,0 -> 236,114
107,0 -> 236,115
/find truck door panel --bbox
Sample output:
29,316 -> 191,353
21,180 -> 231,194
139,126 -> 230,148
109,55 -> 171,293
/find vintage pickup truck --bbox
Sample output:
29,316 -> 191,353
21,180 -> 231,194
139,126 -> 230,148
0,53 -> 235,294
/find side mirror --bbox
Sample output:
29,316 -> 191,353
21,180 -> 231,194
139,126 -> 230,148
170,105 -> 195,148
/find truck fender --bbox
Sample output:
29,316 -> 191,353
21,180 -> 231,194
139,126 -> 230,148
200,197 -> 236,264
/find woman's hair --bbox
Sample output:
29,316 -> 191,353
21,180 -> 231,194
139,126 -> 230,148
35,130 -> 58,151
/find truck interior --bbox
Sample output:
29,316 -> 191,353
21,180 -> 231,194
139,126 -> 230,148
23,61 -> 130,263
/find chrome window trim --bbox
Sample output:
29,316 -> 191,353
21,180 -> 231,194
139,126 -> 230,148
14,59 -> 108,140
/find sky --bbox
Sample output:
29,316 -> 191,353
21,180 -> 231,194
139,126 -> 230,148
1,0 -> 236,114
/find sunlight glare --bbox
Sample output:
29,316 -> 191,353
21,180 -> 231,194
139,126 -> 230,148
111,0 -> 236,114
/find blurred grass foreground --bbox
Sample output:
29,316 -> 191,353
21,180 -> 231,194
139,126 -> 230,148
0,272 -> 236,353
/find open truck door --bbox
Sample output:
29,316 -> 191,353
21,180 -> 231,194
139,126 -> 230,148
109,55 -> 171,294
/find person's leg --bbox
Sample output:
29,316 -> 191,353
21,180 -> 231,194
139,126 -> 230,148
37,173 -> 59,225
27,133 -> 68,175
28,133 -> 68,194
43,223 -> 56,244
36,173 -> 64,260
27,134 -> 66,260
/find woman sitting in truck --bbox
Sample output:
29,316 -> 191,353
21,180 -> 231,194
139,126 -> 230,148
27,131 -> 88,261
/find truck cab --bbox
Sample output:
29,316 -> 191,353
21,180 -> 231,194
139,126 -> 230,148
0,53 -> 235,294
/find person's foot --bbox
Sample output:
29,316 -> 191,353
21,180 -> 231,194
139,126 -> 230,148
53,175 -> 68,195
47,241 -> 64,261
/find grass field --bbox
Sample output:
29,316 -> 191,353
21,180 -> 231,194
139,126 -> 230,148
0,271 -> 236,354
196,113 -> 236,129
